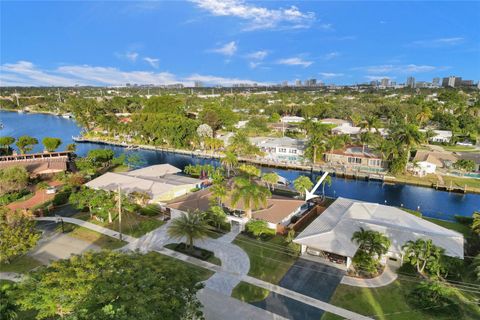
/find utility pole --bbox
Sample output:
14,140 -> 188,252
118,185 -> 123,241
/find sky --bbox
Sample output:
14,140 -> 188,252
1,0 -> 479,87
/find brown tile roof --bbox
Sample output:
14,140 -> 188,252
413,151 -> 458,168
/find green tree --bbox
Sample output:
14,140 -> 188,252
15,135 -> 38,154
472,212 -> 480,235
210,180 -> 228,206
221,151 -> 238,177
351,227 -> 391,258
0,208 -> 40,264
245,220 -> 274,238
293,175 -> 313,197
15,251 -> 204,319
66,143 -> 77,152
0,136 -> 15,155
69,188 -> 116,222
0,166 -> 29,195
238,164 -> 261,178
204,206 -> 227,230
87,149 -> 115,166
392,123 -> 424,168
325,134 -> 346,153
42,137 -> 62,152
0,283 -> 18,320
261,172 -> 279,191
407,281 -> 458,316
453,159 -> 476,172
319,174 -> 332,199
402,239 -> 444,275
231,176 -> 271,219
168,211 -> 209,252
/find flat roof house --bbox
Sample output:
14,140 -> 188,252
281,116 -> 305,123
85,164 -> 204,202
294,198 -> 464,269
250,137 -> 306,163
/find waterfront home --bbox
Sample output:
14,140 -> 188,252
320,118 -> 351,126
455,152 -> 480,172
420,129 -> 453,143
294,197 -> 464,269
413,151 -> 457,169
250,136 -> 306,162
331,123 -> 362,136
324,146 -> 387,171
281,115 -> 305,123
0,151 -> 73,176
167,188 -> 307,232
410,161 -> 437,176
85,164 -> 205,202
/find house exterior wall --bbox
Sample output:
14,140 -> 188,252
324,153 -> 386,169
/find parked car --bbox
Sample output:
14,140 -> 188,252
46,186 -> 57,194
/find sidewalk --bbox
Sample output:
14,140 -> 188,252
34,217 -> 137,243
340,264 -> 398,288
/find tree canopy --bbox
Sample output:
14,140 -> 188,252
42,137 -> 62,152
15,135 -> 38,154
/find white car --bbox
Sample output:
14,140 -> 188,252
46,186 -> 57,194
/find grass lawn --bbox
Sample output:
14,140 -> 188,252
391,173 -> 480,193
110,164 -> 130,173
232,234 -> 298,284
153,251 -> 214,282
442,145 -> 477,152
87,211 -> 165,238
59,223 -> 128,249
164,243 -> 222,266
424,217 -> 472,237
322,279 -> 480,320
0,255 -> 42,273
442,176 -> 480,191
231,281 -> 270,303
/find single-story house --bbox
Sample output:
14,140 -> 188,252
281,116 -> 305,123
320,118 -> 351,126
294,197 -> 464,269
413,151 -> 458,169
331,123 -> 362,136
420,129 -> 453,143
250,137 -> 306,162
412,161 -> 437,176
324,146 -> 387,170
167,188 -> 307,232
85,164 -> 205,202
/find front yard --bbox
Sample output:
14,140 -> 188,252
0,255 -> 43,273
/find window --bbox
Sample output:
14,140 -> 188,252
289,149 -> 297,154
348,157 -> 362,164
368,159 -> 382,167
278,148 -> 287,153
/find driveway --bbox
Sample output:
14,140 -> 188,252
252,258 -> 345,320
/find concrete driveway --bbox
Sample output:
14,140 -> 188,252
252,258 -> 345,320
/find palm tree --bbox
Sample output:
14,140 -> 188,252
319,174 -> 332,199
360,115 -> 380,133
351,227 -> 390,258
393,123 -> 424,164
472,212 -> 480,235
306,131 -> 326,164
210,180 -> 228,206
221,151 -> 238,177
293,176 -> 314,197
205,206 -> 227,230
231,176 -> 271,219
359,131 -> 375,153
261,172 -> 279,191
326,134 -> 346,153
402,239 -> 444,274
167,211 -> 209,252
415,107 -> 432,126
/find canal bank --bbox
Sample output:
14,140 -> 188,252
2,110 -> 479,221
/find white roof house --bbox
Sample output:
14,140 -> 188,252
420,129 -> 453,143
250,136 -> 306,162
85,164 -> 204,202
331,123 -> 362,136
281,116 -> 305,123
294,198 -> 464,262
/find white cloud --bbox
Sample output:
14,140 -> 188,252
191,0 -> 315,30
365,75 -> 396,81
143,57 -> 160,68
210,41 -> 237,56
247,50 -> 268,60
323,52 -> 339,60
319,72 -> 344,78
277,57 -> 313,68
0,60 -> 268,87
410,37 -> 464,47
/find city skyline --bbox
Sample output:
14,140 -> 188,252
1,1 -> 480,87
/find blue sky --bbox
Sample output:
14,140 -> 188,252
1,0 -> 479,86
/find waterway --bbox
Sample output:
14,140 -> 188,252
2,110 -> 479,221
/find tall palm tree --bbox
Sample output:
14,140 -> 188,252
210,180 -> 228,206
360,115 -> 380,133
326,134 -> 346,153
415,107 -> 432,126
359,131 -> 375,153
306,131 -> 326,164
231,176 -> 271,219
221,151 -> 238,177
261,172 -> 279,191
351,227 -> 390,258
320,175 -> 332,199
393,123 -> 424,164
167,211 -> 209,252
293,176 -> 314,197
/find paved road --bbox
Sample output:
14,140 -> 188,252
253,259 -> 346,320
0,272 -> 25,282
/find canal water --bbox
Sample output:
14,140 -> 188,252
2,110 -> 479,221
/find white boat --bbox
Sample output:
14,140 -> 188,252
62,113 -> 73,119
17,110 -> 24,114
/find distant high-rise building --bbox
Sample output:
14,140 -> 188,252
461,80 -> 473,86
432,77 -> 440,87
295,79 -> 302,87
380,78 -> 390,87
282,81 -> 289,87
442,76 -> 462,88
305,79 -> 317,87
194,81 -> 203,88
370,80 -> 378,87
406,76 -> 415,88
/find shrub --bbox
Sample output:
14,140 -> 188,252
407,281 -> 460,316
245,220 -> 275,239
454,215 -> 474,225
52,188 -> 72,206
0,189 -> 30,205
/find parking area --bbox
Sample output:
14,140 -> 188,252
252,258 -> 345,320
